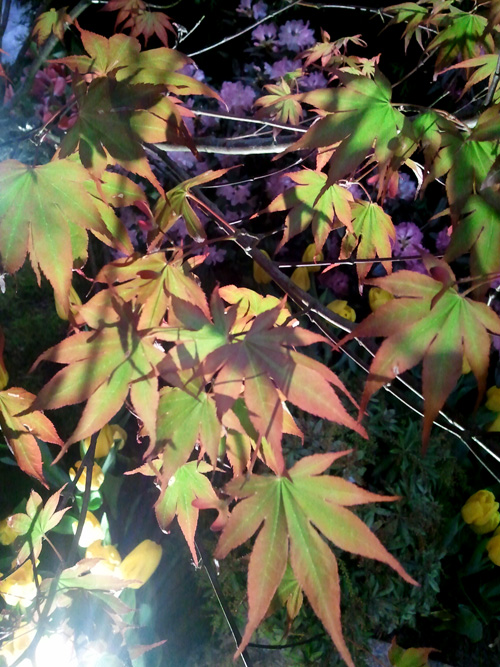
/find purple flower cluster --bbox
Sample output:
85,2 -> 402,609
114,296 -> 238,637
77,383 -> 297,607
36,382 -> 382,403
220,81 -> 256,114
392,222 -> 426,272
278,20 -> 316,52
237,0 -> 268,20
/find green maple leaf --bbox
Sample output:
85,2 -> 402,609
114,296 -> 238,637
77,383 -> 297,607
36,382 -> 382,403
340,201 -> 396,282
155,461 -> 219,564
156,379 -> 222,483
157,293 -> 366,474
442,54 -> 500,104
339,259 -> 500,446
284,72 -> 405,184
428,9 -> 493,71
255,78 -> 303,126
263,168 -> 353,252
445,191 -> 500,291
9,488 -> 70,565
0,158 -> 127,315
214,451 -> 417,664
385,3 -> 429,51
388,638 -> 436,667
0,388 -> 63,486
28,302 -> 165,458
32,7 -> 71,45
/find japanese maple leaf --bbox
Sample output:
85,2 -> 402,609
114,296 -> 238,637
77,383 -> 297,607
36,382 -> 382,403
385,3 -> 429,51
283,72 -> 406,185
261,169 -> 353,252
427,9 -> 493,71
28,302 -> 165,458
122,9 -> 176,47
442,54 -> 500,104
214,451 -> 417,664
0,158 -> 125,316
340,201 -> 396,282
157,295 -> 366,474
156,379 -> 222,483
255,78 -> 303,126
155,461 -> 219,564
102,0 -> 147,30
32,7 -> 71,45
0,388 -> 62,486
339,258 -> 500,446
85,251 -> 210,328
9,488 -> 69,565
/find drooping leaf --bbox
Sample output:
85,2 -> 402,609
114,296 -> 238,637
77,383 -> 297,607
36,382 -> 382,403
261,168 -> 353,252
255,78 -> 303,126
214,451 -> 417,664
427,9 -> 493,71
385,3 -> 429,51
102,0 -> 147,31
121,9 -> 176,47
340,201 -> 396,282
338,260 -> 500,446
9,488 -> 69,565
442,54 -> 500,104
0,158 -> 125,314
0,388 -> 63,486
155,461 -> 219,563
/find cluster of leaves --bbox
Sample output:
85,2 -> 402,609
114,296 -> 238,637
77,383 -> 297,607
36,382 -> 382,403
1,0 -> 500,665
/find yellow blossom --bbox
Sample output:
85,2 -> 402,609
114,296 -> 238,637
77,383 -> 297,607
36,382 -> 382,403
253,250 -> 272,284
291,267 -> 311,291
0,518 -> 19,546
119,540 -> 162,589
86,540 -> 121,575
83,423 -> 127,459
327,300 -> 356,322
0,622 -> 36,666
486,386 -> 500,412
488,413 -> 500,432
368,287 -> 393,312
69,460 -> 104,492
0,560 -> 40,607
487,527 -> 500,566
461,490 -> 500,534
302,244 -> 324,273
71,511 -> 104,548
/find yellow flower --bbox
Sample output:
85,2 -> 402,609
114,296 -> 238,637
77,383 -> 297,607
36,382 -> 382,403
302,244 -> 324,273
488,413 -> 500,432
0,560 -> 40,607
0,623 -> 36,666
461,490 -> 499,534
486,386 -> 500,412
83,423 -> 127,459
487,527 -> 500,566
71,511 -> 105,548
55,285 -> 82,321
253,250 -> 272,284
291,267 -> 311,291
368,287 -> 393,312
0,518 -> 19,546
86,540 -> 121,575
327,300 -> 356,322
69,461 -> 104,492
119,540 -> 162,589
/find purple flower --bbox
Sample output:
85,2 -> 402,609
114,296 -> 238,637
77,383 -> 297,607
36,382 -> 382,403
204,246 -> 227,266
435,227 -> 451,253
393,222 -> 426,272
216,184 -> 252,206
346,183 -> 364,200
318,268 -> 350,298
278,20 -> 316,52
252,23 -> 278,48
263,57 -> 301,80
220,81 -> 256,114
178,63 -> 205,82
252,1 -> 268,19
298,71 -> 328,91
397,173 -> 416,201
167,150 -> 198,171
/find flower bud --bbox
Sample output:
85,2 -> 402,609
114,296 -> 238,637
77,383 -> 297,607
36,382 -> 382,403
0,560 -> 40,607
486,386 -> 500,412
368,287 -> 393,312
71,511 -> 104,548
83,423 -> 127,458
291,267 -> 311,291
86,540 -> 121,575
119,540 -> 162,589
327,300 -> 356,322
302,244 -> 323,273
486,529 -> 500,566
69,461 -> 104,492
461,490 -> 499,533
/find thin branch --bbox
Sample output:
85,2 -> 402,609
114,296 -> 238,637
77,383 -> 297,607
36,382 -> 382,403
193,109 -> 309,134
484,52 -> 500,107
154,137 -> 301,155
187,0 -> 301,58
